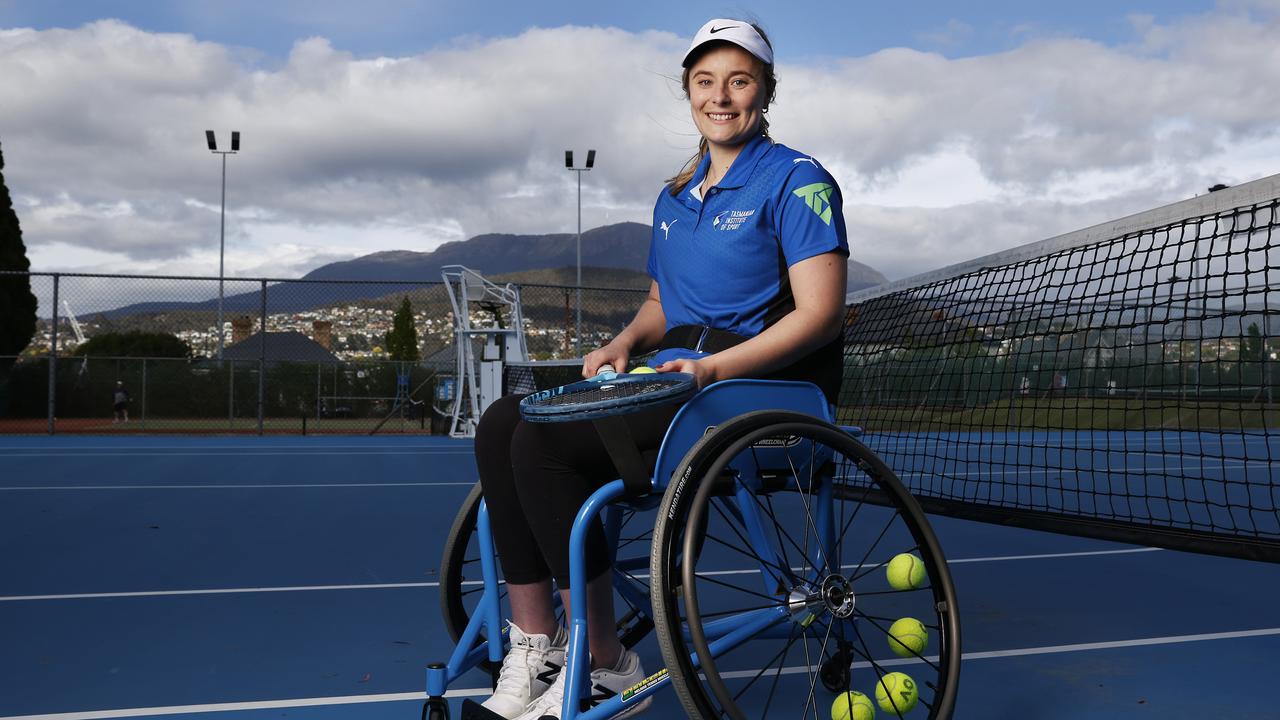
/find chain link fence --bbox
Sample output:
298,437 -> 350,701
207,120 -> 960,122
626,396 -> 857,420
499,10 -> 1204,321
0,271 -> 647,434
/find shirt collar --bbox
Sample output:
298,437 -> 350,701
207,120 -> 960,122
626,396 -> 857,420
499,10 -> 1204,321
689,133 -> 773,193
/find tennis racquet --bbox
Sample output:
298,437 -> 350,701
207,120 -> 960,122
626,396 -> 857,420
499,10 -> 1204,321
518,364 -> 697,423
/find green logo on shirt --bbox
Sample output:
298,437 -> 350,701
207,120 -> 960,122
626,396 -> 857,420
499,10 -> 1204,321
793,182 -> 833,225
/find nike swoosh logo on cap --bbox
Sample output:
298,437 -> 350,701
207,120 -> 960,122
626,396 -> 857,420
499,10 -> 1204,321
709,25 -> 737,33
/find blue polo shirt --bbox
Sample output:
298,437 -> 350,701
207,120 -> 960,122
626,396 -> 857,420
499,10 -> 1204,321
647,133 -> 848,338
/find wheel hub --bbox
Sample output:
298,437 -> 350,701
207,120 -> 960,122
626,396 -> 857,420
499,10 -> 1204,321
786,574 -> 856,620
820,574 -> 856,619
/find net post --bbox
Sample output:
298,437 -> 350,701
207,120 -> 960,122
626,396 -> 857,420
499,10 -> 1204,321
47,273 -> 59,435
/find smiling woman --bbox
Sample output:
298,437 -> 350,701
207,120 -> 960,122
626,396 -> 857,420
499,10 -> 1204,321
668,21 -> 778,196
467,17 -> 850,720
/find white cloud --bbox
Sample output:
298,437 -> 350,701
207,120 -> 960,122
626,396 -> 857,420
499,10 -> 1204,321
914,19 -> 975,51
1,8 -> 1278,284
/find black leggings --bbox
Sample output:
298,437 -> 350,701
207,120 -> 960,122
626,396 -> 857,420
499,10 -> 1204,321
473,394 -> 678,588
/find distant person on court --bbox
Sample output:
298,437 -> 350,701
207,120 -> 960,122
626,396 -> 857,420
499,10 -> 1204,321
112,381 -> 130,423
470,18 -> 848,720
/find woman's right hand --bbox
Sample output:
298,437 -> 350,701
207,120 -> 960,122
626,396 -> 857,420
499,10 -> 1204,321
582,341 -> 631,378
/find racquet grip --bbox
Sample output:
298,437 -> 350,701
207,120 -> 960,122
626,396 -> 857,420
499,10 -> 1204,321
597,363 -> 616,377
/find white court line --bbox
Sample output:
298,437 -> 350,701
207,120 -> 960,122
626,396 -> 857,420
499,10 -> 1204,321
2,582 -> 443,601
867,441 -> 1278,455
716,627 -> 1280,679
0,450 -> 473,458
0,440 -> 471,445
0,547 -> 1158,602
946,546 -> 1160,564
0,687 -> 485,720
0,482 -> 475,491
890,457 -> 1272,480
5,627 -> 1278,720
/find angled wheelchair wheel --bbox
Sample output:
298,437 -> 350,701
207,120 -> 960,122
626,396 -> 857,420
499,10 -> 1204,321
439,482 -> 502,671
651,411 -> 961,720
439,483 -> 657,673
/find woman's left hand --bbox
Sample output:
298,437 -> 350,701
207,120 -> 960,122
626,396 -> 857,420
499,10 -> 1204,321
655,358 -> 717,389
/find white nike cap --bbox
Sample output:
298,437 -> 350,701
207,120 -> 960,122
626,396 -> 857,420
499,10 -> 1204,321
682,19 -> 774,67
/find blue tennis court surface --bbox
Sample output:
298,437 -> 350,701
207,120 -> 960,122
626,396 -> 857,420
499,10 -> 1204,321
2,435 -> 1278,719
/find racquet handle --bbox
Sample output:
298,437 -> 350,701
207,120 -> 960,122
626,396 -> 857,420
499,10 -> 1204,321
594,363 -> 618,380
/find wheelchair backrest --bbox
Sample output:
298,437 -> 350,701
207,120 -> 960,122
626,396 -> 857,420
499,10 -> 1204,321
650,379 -> 834,493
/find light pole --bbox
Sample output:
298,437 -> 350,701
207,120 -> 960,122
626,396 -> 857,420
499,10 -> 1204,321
206,130 -> 240,359
565,149 -> 595,354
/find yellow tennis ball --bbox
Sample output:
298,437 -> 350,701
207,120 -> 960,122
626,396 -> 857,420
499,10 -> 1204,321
885,553 -> 925,591
831,690 -> 875,720
887,617 -> 928,657
629,366 -> 657,374
875,672 -> 919,715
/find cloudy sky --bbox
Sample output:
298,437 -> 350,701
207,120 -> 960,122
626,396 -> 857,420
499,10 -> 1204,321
1,0 -> 1277,283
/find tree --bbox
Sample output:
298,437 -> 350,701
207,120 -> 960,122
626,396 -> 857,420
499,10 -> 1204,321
0,141 -> 38,361
74,331 -> 192,358
384,296 -> 420,361
1243,322 -> 1264,362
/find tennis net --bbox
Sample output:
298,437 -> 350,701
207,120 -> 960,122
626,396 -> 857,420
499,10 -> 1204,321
838,175 -> 1280,563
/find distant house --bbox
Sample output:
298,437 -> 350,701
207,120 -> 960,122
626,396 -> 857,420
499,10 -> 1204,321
223,331 -> 339,363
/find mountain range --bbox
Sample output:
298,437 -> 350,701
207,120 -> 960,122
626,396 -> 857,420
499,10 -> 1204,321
306,221 -> 888,290
104,222 -> 889,316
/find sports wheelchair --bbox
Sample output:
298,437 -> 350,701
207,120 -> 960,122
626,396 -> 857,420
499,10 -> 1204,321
424,379 -> 961,719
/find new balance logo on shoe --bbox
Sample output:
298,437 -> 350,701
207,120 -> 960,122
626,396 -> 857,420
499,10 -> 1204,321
589,683 -> 618,705
535,660 -> 562,686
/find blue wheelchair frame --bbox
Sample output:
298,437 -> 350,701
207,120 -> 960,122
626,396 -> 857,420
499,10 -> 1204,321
425,379 -> 843,719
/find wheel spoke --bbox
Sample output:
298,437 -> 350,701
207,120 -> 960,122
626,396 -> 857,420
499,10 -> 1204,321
692,571 -> 786,605
764,494 -> 798,588
853,609 -> 943,672
784,449 -> 824,582
698,602 -> 784,620
708,499 -> 797,585
831,462 -> 878,572
848,511 -> 903,585
849,543 -> 921,584
740,485 -> 820,581
760,625 -> 800,718
732,624 -> 802,703
803,609 -> 837,719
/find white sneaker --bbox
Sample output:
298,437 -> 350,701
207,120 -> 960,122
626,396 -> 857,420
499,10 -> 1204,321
479,623 -> 568,719
514,648 -> 652,720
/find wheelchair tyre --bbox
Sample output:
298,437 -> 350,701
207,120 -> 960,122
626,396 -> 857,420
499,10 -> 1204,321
651,411 -> 961,720
439,482 -> 658,674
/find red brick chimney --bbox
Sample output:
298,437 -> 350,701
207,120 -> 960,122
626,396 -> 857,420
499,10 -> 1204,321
312,320 -> 333,350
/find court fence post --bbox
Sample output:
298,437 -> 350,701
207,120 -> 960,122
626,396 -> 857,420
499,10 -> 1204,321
228,359 -> 234,430
1259,324 -> 1269,404
258,279 -> 266,436
315,362 -> 322,422
47,273 -> 59,435
141,357 -> 147,430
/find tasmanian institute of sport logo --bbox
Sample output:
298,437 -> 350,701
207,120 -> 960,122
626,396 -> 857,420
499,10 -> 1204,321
793,182 -> 833,225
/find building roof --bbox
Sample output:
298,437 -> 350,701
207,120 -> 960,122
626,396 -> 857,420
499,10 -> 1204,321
223,331 -> 339,363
